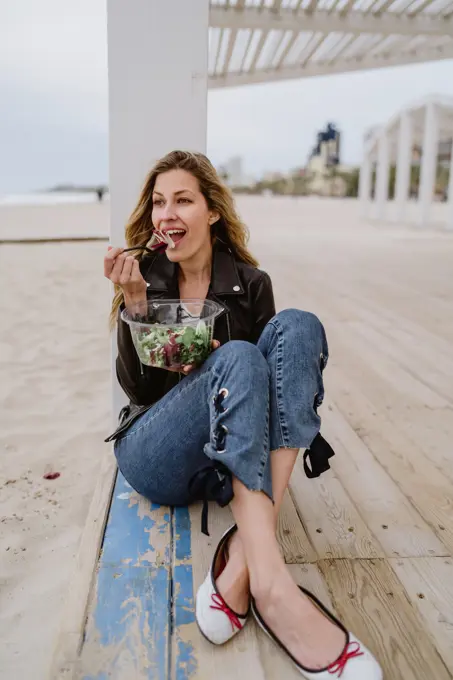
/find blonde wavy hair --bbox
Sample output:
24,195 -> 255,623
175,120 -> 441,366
109,150 -> 258,329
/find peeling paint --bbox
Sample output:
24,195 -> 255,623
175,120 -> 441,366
80,474 -> 199,679
173,507 -> 197,679
101,473 -> 170,568
80,566 -> 170,679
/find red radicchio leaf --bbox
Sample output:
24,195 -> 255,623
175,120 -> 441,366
163,341 -> 181,366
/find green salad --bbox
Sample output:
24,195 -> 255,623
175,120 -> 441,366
136,321 -> 212,368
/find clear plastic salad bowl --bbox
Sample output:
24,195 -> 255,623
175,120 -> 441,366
121,299 -> 224,369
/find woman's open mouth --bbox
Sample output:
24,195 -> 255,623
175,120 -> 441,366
149,229 -> 186,251
164,229 -> 186,248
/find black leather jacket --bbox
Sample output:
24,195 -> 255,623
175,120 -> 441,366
106,242 -> 275,441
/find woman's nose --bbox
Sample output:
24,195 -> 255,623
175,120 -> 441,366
162,204 -> 177,220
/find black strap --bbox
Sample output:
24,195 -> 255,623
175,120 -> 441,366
189,434 -> 335,534
188,461 -> 234,536
303,433 -> 335,478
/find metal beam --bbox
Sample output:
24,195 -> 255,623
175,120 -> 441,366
209,42 -> 453,87
209,5 -> 453,37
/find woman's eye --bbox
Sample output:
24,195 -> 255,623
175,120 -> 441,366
153,200 -> 164,206
178,198 -> 191,204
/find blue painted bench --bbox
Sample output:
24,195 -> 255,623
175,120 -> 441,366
78,471 -> 198,680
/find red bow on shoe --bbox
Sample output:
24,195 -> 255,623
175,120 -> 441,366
327,641 -> 364,677
210,593 -> 243,632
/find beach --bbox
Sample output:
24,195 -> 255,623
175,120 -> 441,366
1,197 -> 452,679
0,203 -> 111,679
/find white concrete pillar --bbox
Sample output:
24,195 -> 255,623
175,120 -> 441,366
394,112 -> 413,223
447,145 -> 453,231
107,0 -> 210,418
375,130 -> 390,221
418,102 -> 439,228
359,150 -> 372,219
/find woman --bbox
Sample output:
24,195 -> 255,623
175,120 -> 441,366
103,150 -> 382,679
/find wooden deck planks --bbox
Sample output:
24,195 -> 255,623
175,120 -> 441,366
277,490 -> 317,564
326,367 -> 453,555
289,456 -> 385,560
318,558 -> 452,680
322,400 -> 449,558
390,557 -> 453,675
61,202 -> 453,679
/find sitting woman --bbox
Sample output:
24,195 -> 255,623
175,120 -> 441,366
103,150 -> 382,680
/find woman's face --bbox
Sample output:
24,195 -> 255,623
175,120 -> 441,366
152,169 -> 218,263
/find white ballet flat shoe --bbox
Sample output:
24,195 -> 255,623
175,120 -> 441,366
252,586 -> 383,679
196,525 -> 250,645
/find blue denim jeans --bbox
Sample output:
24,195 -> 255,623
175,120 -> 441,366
114,309 -> 328,506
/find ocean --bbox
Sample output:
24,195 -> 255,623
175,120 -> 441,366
0,192 -> 109,206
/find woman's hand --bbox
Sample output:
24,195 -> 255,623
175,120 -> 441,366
171,340 -> 221,375
104,246 -> 147,308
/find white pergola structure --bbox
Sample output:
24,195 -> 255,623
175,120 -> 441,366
208,0 -> 453,88
360,95 -> 453,229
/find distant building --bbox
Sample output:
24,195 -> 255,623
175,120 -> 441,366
305,123 -> 353,196
218,156 -> 245,187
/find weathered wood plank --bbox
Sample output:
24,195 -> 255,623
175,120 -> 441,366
348,319 -> 453,403
330,320 -> 450,411
322,400 -> 449,557
318,558 -> 452,680
325,326 -> 453,479
390,557 -> 453,675
277,489 -> 317,564
100,474 -> 171,569
77,472 -> 172,679
172,506 -> 198,680
289,456 -> 384,559
78,564 -> 170,680
328,366 -> 453,555
49,449 -> 117,679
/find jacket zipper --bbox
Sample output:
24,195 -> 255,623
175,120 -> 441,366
225,311 -> 232,341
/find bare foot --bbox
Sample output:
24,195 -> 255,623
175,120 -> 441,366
255,570 -> 346,670
215,531 -> 250,615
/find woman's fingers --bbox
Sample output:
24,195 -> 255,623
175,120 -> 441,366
119,256 -> 135,285
103,246 -> 124,278
110,252 -> 129,284
130,259 -> 143,282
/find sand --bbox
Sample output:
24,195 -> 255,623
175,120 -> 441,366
0,203 -> 111,679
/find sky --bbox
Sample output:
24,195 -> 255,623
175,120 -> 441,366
1,0 -> 453,195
